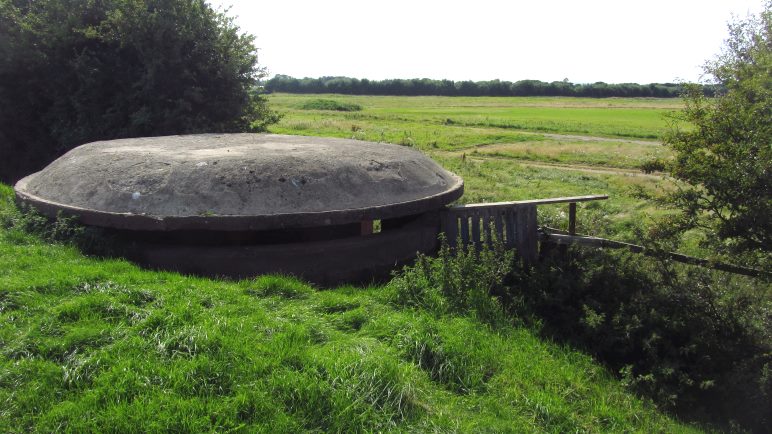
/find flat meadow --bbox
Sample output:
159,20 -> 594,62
268,94 -> 683,244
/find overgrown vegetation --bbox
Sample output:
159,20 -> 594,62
0,0 -> 280,183
0,185 -> 696,432
524,249 -> 771,432
389,236 -> 511,326
300,98 -> 362,111
391,239 -> 771,432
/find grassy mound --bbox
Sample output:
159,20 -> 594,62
0,184 -> 695,432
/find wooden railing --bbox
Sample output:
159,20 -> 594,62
440,194 -> 766,277
440,195 -> 608,263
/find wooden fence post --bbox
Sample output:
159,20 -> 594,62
440,195 -> 608,266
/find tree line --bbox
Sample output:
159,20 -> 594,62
265,75 -> 719,98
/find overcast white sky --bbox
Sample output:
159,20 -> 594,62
207,0 -> 765,84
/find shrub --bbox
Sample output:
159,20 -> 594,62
0,0 -> 280,183
299,99 -> 362,112
389,231 -> 771,431
515,248 -> 771,432
639,158 -> 667,173
388,236 -> 512,325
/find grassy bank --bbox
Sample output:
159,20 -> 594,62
0,184 -> 698,432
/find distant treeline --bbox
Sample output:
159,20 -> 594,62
264,75 -> 719,98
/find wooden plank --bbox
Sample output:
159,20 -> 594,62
494,210 -> 504,244
524,205 -> 538,264
460,212 -> 470,246
481,210 -> 487,246
471,209 -> 481,246
482,208 -> 492,246
505,208 -> 516,248
540,233 -> 770,278
512,205 -> 538,264
568,202 -> 577,235
448,194 -> 608,212
515,206 -> 526,257
442,211 -> 458,248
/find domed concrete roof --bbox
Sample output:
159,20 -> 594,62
15,134 -> 463,231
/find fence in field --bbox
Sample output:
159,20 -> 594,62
440,193 -> 768,277
440,194 -> 608,264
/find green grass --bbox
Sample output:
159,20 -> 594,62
268,93 -> 680,244
0,95 -> 706,430
268,94 -> 680,167
269,93 -> 681,142
435,155 -> 675,239
0,184 -> 698,432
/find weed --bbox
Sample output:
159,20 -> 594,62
389,235 -> 512,326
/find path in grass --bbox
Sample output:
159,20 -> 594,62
452,132 -> 661,150
462,155 -> 667,178
444,129 -> 665,177
269,93 -> 673,171
537,132 -> 660,146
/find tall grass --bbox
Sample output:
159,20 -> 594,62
0,184 -> 695,432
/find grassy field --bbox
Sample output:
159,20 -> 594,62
271,94 -> 680,141
268,94 -> 681,243
0,185 -> 698,432
1,96 -> 714,431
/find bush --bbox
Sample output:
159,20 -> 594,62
639,158 -> 667,173
388,236 -> 513,326
0,0 -> 280,183
389,234 -> 771,431
299,99 -> 362,112
515,248 -> 772,432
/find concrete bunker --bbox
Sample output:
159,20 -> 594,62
14,134 -> 464,285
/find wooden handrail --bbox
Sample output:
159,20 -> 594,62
442,194 -> 609,265
448,194 -> 608,211
540,232 -> 770,278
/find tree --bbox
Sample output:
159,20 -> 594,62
664,3 -> 771,258
0,0 -> 279,183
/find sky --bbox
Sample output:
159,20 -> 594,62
207,0 -> 766,84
